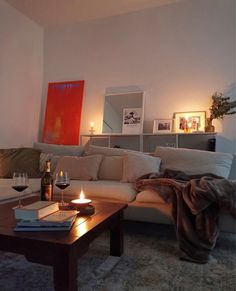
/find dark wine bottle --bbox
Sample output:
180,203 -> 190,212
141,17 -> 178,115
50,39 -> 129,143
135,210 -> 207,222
40,160 -> 54,201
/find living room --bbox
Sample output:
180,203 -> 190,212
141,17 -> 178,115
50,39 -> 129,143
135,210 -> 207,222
0,0 -> 236,290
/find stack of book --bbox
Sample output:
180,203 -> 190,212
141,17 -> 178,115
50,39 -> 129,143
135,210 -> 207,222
14,201 -> 78,231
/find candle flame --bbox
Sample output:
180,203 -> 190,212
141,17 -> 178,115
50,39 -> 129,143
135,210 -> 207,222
80,189 -> 85,200
59,170 -> 63,176
90,121 -> 94,127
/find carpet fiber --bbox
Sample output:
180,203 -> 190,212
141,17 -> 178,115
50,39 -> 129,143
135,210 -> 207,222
0,221 -> 236,291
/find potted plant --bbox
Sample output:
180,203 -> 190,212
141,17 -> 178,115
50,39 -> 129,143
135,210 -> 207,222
205,92 -> 236,132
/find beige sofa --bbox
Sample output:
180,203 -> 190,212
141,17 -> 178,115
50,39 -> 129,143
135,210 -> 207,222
0,143 -> 235,233
34,142 -> 235,233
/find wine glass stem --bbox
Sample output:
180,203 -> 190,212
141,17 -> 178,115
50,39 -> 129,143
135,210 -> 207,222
18,191 -> 22,208
61,189 -> 64,205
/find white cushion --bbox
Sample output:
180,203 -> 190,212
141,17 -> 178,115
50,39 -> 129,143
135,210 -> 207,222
53,180 -> 136,202
85,144 -> 129,156
136,190 -> 165,203
54,155 -> 103,180
34,142 -> 84,156
98,156 -> 123,180
154,147 -> 233,178
121,152 -> 161,182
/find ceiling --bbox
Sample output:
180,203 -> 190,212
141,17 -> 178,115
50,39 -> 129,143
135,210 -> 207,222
5,0 -> 182,28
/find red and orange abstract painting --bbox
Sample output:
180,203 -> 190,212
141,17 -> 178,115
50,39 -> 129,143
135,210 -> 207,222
42,80 -> 84,145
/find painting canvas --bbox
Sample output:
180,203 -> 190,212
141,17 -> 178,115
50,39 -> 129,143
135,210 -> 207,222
42,80 -> 84,145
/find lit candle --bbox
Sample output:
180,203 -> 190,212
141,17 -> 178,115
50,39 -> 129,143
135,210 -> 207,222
89,121 -> 95,134
71,189 -> 92,209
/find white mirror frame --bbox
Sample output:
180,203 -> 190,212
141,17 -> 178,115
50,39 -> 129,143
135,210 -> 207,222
102,89 -> 145,134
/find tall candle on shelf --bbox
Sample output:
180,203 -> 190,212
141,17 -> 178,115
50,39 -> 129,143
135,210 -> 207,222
89,121 -> 95,134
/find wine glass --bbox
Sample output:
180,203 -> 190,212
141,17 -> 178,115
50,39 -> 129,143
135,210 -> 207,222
12,172 -> 29,208
55,171 -> 70,207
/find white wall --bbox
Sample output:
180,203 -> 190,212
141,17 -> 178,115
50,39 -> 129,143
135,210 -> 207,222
0,0 -> 43,148
43,0 -> 235,155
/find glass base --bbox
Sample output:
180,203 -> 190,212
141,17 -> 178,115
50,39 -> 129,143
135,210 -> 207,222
59,201 -> 70,210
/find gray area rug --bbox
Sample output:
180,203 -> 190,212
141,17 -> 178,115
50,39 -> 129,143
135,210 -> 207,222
0,222 -> 235,291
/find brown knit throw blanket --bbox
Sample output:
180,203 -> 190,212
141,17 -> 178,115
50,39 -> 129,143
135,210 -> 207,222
135,169 -> 236,263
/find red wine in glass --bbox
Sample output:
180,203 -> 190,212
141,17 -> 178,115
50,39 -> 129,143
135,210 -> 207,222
12,172 -> 29,208
55,183 -> 70,190
55,171 -> 70,206
12,185 -> 28,192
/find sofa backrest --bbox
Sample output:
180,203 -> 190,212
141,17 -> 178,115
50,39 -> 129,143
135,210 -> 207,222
33,142 -> 85,172
154,146 -> 233,178
34,142 -> 85,156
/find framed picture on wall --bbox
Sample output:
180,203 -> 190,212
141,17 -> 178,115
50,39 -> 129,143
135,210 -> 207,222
122,108 -> 143,134
174,111 -> 206,133
153,119 -> 173,133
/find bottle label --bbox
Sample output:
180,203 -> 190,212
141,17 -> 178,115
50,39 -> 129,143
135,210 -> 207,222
41,185 -> 53,201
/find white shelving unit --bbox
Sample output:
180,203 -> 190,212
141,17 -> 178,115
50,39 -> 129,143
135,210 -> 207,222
80,132 -> 217,152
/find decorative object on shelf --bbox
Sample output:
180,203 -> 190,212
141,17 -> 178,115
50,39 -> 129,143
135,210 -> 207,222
122,108 -> 143,134
205,92 -> 236,132
89,122 -> 95,135
174,111 -> 206,133
102,89 -> 144,134
153,119 -> 172,133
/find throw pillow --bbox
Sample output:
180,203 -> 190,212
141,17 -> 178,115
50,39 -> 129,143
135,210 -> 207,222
121,152 -> 161,183
154,146 -> 233,178
54,155 -> 103,180
98,156 -> 124,180
0,148 -> 41,178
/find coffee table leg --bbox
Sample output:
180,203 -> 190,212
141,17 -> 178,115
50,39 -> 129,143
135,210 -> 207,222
53,250 -> 77,291
110,213 -> 123,256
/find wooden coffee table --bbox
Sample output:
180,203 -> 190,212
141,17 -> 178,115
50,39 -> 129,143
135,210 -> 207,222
0,196 -> 127,291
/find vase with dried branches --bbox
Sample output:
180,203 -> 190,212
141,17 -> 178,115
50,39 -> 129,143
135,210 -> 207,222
205,92 -> 236,132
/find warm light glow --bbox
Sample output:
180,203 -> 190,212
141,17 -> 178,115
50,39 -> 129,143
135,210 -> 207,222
90,121 -> 94,128
71,188 -> 92,207
59,170 -> 63,176
79,189 -> 85,200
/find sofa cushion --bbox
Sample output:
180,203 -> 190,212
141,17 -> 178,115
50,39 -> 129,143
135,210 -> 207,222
53,180 -> 136,202
85,144 -> 129,156
154,146 -> 233,178
34,142 -> 85,156
54,155 -> 103,180
0,148 -> 41,178
136,189 -> 165,203
121,152 -> 161,182
98,156 -> 123,181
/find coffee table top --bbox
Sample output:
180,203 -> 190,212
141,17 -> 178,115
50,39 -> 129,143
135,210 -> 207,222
0,196 -> 127,247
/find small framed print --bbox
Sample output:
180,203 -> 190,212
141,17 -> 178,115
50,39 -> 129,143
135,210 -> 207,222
122,108 -> 143,134
153,119 -> 172,133
174,111 -> 206,133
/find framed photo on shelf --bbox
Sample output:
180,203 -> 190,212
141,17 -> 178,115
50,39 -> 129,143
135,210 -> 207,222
174,111 -> 206,133
122,108 -> 143,134
153,119 -> 172,133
